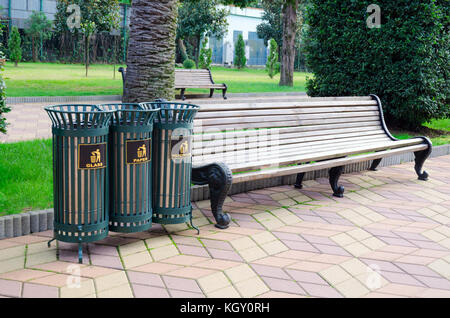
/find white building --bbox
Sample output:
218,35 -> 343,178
209,6 -> 268,66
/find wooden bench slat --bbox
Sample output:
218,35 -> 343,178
197,100 -> 378,112
195,123 -> 383,140
197,111 -> 380,127
228,144 -> 428,183
193,134 -> 392,164
192,130 -> 387,154
223,139 -> 425,172
193,116 -> 381,132
195,106 -> 379,119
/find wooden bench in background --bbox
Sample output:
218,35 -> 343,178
119,68 -> 227,100
188,95 -> 432,229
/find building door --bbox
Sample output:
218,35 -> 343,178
209,36 -> 223,64
248,32 -> 267,66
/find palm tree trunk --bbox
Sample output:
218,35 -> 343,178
279,0 -> 298,87
123,0 -> 179,102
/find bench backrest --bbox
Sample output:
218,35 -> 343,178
175,69 -> 214,86
191,96 -> 390,167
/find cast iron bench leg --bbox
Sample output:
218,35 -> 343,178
294,172 -> 305,189
209,89 -> 214,98
180,88 -> 186,101
192,162 -> 233,229
369,158 -> 382,171
329,166 -> 345,198
222,87 -> 228,100
414,137 -> 432,181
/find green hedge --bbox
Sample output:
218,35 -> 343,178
304,0 -> 449,130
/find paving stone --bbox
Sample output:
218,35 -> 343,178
162,276 -> 202,293
301,282 -> 343,298
22,282 -> 59,298
234,276 -> 269,298
0,278 -> 22,297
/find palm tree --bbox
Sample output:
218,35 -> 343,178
123,0 -> 179,102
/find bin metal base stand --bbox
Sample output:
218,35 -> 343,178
189,208 -> 200,235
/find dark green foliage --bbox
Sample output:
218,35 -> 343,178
0,22 -> 8,134
183,58 -> 195,69
266,38 -> 280,78
234,34 -> 247,69
8,27 -> 22,67
199,38 -> 212,69
304,0 -> 450,130
25,11 -> 52,62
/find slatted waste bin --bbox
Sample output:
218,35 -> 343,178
140,101 -> 200,232
45,105 -> 114,263
99,104 -> 159,233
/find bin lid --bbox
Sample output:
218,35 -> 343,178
45,104 -> 115,129
98,103 -> 160,126
140,101 -> 199,124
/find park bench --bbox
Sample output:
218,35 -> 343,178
119,67 -> 228,100
190,95 -> 432,229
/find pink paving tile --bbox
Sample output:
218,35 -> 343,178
285,269 -> 328,285
394,263 -> 441,278
127,271 -> 164,287
415,275 -> 450,290
282,240 -> 320,253
132,284 -> 170,298
87,243 -> 119,256
235,220 -> 266,230
90,254 -> 123,269
261,277 -> 306,295
272,232 -> 305,242
313,244 -> 351,256
201,239 -> 234,251
22,283 -> 58,298
250,264 -> 291,280
0,279 -> 22,297
162,276 -> 202,293
300,282 -> 343,298
169,290 -> 205,298
207,248 -> 244,262
360,259 -> 404,273
301,234 -> 337,246
408,240 -> 448,251
378,236 -> 416,247
177,245 -> 210,258
381,271 -> 425,287
57,250 -> 90,264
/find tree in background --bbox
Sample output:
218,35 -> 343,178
279,0 -> 299,87
256,0 -> 283,48
304,0 -> 449,130
266,38 -> 280,78
234,34 -> 246,69
8,27 -> 22,67
198,38 -> 212,69
124,0 -> 179,102
177,0 -> 228,67
80,21 -> 97,77
25,12 -> 52,62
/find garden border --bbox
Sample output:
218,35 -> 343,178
0,144 -> 448,240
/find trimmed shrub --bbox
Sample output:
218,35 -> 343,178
8,27 -> 22,67
234,34 -> 246,69
304,0 -> 450,130
266,38 -> 280,78
0,48 -> 8,134
183,58 -> 195,69
199,38 -> 212,69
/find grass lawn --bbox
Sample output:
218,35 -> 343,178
0,118 -> 447,216
4,62 -> 309,97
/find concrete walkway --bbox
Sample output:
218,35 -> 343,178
0,156 -> 449,298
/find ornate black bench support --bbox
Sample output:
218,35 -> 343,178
192,162 -> 233,229
414,137 -> 432,181
369,158 -> 382,171
294,172 -> 305,189
222,84 -> 228,100
329,166 -> 345,198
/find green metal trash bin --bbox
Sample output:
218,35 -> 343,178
140,102 -> 199,231
99,104 -> 160,233
45,105 -> 114,263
